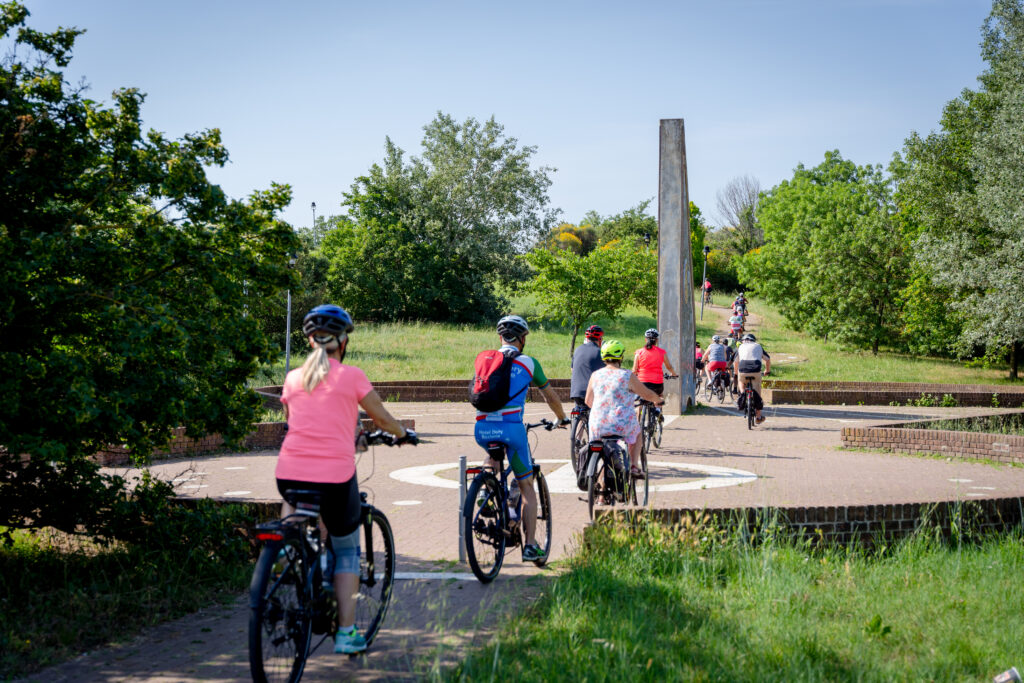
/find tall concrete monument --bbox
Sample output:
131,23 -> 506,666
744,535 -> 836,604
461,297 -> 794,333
658,119 -> 696,413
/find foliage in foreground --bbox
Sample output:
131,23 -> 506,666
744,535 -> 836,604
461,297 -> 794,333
449,518 -> 1024,682
0,2 -> 298,535
0,500 -> 253,678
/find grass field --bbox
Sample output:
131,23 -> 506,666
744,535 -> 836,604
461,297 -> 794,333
446,518 -> 1024,682
252,293 -> 1019,386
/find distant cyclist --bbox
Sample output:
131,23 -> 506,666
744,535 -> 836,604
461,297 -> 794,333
570,325 -> 605,409
703,335 -> 729,389
694,341 -> 704,376
277,304 -> 417,654
473,315 -> 569,563
734,332 -> 771,424
702,278 -> 713,304
732,291 -> 748,318
728,311 -> 745,340
632,328 -> 679,416
586,339 -> 664,479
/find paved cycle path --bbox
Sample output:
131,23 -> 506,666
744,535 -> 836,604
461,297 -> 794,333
25,401 -> 1024,681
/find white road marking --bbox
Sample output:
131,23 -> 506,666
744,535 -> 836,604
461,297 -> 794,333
393,500 -> 422,506
181,484 -> 209,489
966,493 -> 987,497
394,572 -> 480,581
224,466 -> 247,470
172,477 -> 195,482
970,486 -> 996,490
222,490 -> 252,496
949,478 -> 973,483
389,458 -> 757,493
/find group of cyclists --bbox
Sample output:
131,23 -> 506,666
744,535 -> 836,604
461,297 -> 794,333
273,293 -> 769,654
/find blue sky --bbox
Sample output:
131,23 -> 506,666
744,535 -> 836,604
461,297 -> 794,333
22,0 -> 991,229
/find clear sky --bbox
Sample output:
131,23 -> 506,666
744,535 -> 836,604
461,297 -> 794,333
21,0 -> 991,229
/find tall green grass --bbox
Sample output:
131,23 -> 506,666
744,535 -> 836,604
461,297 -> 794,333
447,518 -> 1024,682
250,293 -> 1017,386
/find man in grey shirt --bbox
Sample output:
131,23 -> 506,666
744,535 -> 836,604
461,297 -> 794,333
570,325 -> 605,404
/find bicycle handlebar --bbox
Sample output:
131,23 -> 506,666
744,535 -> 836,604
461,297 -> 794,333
360,428 -> 419,447
525,419 -> 559,431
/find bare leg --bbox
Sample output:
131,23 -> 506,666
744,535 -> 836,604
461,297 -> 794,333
519,474 -> 537,546
335,572 -> 359,628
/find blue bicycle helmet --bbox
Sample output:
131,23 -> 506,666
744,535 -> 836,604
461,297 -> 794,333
302,305 -> 354,337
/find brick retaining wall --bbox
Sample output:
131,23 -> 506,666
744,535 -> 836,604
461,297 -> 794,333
767,380 -> 1024,407
596,497 -> 1024,546
255,380 -> 573,408
840,412 -> 1024,464
94,418 -> 416,466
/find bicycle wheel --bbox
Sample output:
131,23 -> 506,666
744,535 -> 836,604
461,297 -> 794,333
571,414 -> 589,476
463,473 -> 507,583
652,411 -> 663,448
587,469 -> 600,521
638,441 -> 649,506
355,508 -> 395,646
703,376 -> 714,401
747,391 -> 755,430
249,538 -> 312,683
717,382 -> 727,404
531,471 -> 552,567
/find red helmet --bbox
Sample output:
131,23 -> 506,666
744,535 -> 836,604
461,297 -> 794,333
584,325 -> 604,340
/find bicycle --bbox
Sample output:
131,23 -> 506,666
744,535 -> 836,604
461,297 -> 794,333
702,290 -> 713,306
694,364 -> 704,395
462,420 -> 556,584
248,430 -> 404,682
581,435 -> 634,519
704,369 -> 730,404
569,402 -> 590,477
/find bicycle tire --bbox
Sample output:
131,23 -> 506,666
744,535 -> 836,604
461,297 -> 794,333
587,471 -> 599,521
747,390 -> 755,430
532,471 -> 552,567
354,508 -> 395,645
717,382 -> 726,404
571,414 -> 589,476
249,538 -> 312,683
463,473 -> 507,583
703,376 -> 714,401
637,443 -> 649,506
652,411 -> 663,449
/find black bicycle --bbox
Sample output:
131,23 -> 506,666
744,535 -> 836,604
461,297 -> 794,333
741,381 -> 756,430
570,402 -> 590,477
463,420 -> 556,584
704,369 -> 731,404
582,435 -> 634,519
248,431 -> 405,682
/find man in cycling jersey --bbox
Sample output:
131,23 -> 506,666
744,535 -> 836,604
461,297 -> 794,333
474,315 -> 569,563
703,335 -> 729,389
734,332 -> 771,424
732,292 -> 748,319
570,325 -> 605,408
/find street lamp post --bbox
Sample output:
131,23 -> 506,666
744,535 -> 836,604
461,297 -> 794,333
699,245 -> 711,321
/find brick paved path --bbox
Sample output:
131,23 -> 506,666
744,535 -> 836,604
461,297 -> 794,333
25,401 -> 1024,681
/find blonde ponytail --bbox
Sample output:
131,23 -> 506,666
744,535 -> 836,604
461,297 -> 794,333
301,334 -> 343,393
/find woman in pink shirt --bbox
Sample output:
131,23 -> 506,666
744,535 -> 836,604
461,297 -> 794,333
632,328 -> 678,398
277,304 -> 416,654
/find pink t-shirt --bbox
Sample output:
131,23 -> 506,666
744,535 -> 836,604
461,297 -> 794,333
276,359 -> 373,484
633,345 -> 667,383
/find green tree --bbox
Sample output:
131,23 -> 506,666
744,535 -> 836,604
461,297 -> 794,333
742,151 -> 909,353
894,0 -> 1024,377
523,241 -> 657,357
0,3 -> 298,534
327,113 -> 557,322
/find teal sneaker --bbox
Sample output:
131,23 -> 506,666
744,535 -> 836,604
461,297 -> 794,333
334,627 -> 367,654
522,543 -> 547,562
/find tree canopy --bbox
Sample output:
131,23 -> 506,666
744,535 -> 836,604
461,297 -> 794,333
0,2 -> 298,534
322,113 -> 557,322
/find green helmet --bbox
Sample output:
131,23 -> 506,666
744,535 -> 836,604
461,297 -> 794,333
600,339 -> 625,361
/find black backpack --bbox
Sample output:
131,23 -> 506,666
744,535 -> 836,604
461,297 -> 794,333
469,348 -> 527,412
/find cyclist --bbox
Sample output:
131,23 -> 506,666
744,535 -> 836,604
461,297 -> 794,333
724,334 -> 740,393
702,278 -> 713,304
732,291 -> 748,318
570,325 -> 605,410
694,341 -> 704,377
703,335 -> 729,390
586,339 -> 664,479
632,328 -> 679,416
728,310 -> 745,340
474,315 -> 569,563
277,304 -> 417,654
734,332 -> 771,424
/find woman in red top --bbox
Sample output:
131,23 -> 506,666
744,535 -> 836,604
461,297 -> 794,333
632,328 -> 678,397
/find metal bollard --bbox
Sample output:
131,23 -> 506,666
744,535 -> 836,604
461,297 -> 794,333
458,455 -> 467,563
994,667 -> 1021,683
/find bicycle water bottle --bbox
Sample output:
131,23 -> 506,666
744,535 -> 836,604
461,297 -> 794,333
508,480 -> 521,521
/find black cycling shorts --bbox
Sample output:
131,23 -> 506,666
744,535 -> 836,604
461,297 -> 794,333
642,381 -> 664,396
276,476 -> 361,537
